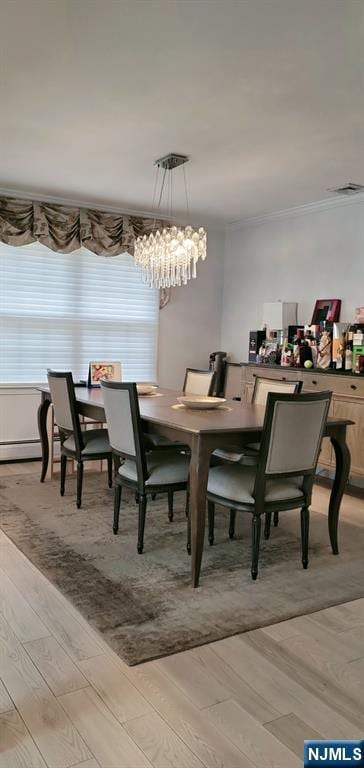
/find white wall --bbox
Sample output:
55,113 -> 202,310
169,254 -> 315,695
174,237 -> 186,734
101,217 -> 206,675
221,198 -> 364,361
158,228 -> 225,388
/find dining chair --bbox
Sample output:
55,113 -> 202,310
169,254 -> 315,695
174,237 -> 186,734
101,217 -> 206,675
47,371 -> 112,508
183,368 -> 216,396
214,376 -> 303,535
144,367 -> 216,520
101,380 -> 190,554
203,390 -> 331,580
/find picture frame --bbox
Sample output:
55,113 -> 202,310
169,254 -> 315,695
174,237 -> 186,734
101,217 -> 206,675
311,299 -> 341,325
88,361 -> 122,387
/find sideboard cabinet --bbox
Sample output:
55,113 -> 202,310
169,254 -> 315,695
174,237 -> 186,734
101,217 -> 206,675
233,363 -> 364,479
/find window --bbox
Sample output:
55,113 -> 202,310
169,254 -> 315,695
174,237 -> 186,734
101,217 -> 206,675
0,242 -> 159,384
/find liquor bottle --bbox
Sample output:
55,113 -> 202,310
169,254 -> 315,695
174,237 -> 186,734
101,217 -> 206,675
345,328 -> 353,371
281,338 -> 292,367
335,339 -> 344,370
299,339 -> 313,368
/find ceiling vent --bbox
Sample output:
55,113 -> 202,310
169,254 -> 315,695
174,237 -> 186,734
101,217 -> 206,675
329,183 -> 364,195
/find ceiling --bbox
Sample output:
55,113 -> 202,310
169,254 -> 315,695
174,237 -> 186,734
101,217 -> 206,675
1,0 -> 363,224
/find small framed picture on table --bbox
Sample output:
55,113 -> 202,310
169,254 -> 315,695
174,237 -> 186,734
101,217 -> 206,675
88,361 -> 122,387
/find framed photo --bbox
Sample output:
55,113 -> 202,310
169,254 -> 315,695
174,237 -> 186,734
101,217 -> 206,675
311,299 -> 341,325
88,361 -> 122,387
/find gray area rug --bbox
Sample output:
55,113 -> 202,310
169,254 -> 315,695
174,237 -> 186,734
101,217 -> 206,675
0,472 -> 363,665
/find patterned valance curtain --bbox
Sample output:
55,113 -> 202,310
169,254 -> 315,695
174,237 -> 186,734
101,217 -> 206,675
0,196 -> 165,256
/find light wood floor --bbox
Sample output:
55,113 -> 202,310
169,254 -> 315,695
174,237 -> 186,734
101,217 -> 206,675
0,462 -> 363,768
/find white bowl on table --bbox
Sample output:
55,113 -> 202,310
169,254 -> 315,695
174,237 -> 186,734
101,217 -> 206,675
177,396 -> 226,410
136,383 -> 158,396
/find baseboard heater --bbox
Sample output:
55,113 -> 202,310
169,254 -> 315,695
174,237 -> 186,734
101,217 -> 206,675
0,439 -> 42,462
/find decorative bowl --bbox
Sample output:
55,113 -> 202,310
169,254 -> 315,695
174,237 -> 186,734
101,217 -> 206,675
177,396 -> 226,410
136,384 -> 158,396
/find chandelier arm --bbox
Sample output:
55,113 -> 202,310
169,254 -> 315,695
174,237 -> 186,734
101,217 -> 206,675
157,166 -> 168,212
182,163 -> 190,223
151,164 -> 160,232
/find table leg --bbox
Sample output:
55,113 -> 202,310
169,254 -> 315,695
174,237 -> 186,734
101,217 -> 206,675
329,425 -> 351,555
189,434 -> 212,588
37,396 -> 50,482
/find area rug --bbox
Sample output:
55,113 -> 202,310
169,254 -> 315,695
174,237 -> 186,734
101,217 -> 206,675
0,472 -> 363,666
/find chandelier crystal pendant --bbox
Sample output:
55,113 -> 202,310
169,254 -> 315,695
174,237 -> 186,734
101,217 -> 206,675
134,154 -> 207,288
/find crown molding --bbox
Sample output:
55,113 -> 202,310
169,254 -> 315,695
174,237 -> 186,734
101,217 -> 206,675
228,191 -> 364,232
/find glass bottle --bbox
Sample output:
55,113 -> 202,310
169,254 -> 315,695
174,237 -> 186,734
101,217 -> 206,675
345,328 -> 353,371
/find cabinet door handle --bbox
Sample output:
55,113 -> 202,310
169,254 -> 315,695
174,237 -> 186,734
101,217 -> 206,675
282,376 -> 286,381
350,384 -> 357,390
312,380 -> 317,385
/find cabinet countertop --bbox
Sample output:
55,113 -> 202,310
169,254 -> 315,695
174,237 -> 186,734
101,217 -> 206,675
240,362 -> 364,379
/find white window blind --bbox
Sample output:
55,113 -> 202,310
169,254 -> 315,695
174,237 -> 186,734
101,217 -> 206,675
0,242 -> 159,384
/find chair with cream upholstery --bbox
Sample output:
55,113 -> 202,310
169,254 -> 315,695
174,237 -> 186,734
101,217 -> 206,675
205,390 -> 331,580
214,375 -> 303,536
215,376 -> 303,463
143,367 -> 216,520
101,380 -> 190,554
183,368 -> 216,396
47,371 -> 112,509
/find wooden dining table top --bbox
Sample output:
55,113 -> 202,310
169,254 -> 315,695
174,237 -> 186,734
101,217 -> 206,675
39,384 -> 352,435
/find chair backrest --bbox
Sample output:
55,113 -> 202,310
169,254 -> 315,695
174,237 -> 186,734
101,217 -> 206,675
183,368 -> 216,396
47,371 -> 83,454
256,391 -> 332,494
101,381 -> 147,480
252,375 -> 303,406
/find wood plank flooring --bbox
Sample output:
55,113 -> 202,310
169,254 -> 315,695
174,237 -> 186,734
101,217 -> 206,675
0,462 -> 363,768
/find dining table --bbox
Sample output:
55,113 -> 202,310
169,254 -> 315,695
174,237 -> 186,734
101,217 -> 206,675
37,386 -> 352,587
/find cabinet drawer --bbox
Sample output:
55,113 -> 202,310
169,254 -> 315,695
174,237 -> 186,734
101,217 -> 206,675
250,367 -> 297,383
329,376 -> 364,398
303,373 -> 364,397
302,373 -> 335,392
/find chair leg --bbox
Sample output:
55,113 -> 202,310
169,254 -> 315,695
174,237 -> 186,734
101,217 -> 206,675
60,454 -> 67,496
208,501 -> 215,546
137,494 -> 147,554
229,508 -> 236,539
251,514 -> 261,580
107,456 -> 113,488
113,483 -> 121,534
187,506 -> 191,555
76,461 -> 83,509
264,511 -> 272,540
301,506 -> 310,569
185,490 -> 189,518
273,510 -> 279,527
168,491 -> 174,522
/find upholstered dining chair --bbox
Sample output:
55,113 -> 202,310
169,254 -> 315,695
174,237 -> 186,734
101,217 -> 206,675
183,367 -> 216,396
203,390 -> 332,580
47,371 -> 112,509
144,367 -> 216,520
101,380 -> 190,554
214,375 -> 303,536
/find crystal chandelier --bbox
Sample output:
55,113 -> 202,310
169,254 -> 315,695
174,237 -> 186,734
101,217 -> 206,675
134,154 -> 207,288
